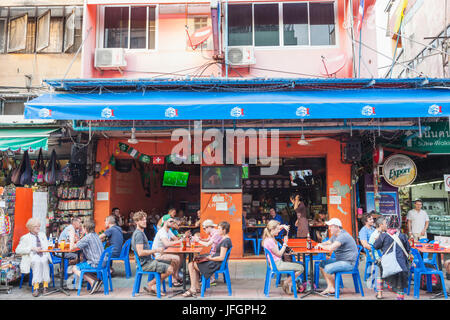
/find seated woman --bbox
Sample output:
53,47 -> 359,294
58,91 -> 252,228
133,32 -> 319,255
15,218 -> 52,297
183,221 -> 232,297
263,220 -> 304,295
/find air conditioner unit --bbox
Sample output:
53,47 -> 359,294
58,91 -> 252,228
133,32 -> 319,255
94,48 -> 127,70
226,47 -> 256,66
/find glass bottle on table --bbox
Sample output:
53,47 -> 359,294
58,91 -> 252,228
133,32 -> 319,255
306,233 -> 312,250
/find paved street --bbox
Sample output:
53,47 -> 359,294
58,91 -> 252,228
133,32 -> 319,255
2,256 -> 448,300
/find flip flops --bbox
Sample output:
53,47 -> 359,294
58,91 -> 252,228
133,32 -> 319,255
143,286 -> 166,296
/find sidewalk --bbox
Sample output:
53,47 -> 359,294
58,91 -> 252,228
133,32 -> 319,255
2,258 -> 448,300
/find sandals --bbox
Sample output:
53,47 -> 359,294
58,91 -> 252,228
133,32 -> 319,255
143,286 -> 166,297
182,289 -> 197,298
375,292 -> 383,300
172,280 -> 183,287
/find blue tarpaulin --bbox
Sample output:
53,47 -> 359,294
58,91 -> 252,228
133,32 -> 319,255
24,88 -> 450,120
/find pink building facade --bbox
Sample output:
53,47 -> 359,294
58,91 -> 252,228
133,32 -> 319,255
81,0 -> 378,79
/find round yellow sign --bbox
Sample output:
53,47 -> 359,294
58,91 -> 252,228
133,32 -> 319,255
382,154 -> 417,187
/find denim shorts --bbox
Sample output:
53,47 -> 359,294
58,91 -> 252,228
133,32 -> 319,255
319,258 -> 353,274
76,261 -> 95,271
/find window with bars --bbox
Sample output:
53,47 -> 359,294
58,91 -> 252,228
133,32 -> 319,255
228,1 -> 336,47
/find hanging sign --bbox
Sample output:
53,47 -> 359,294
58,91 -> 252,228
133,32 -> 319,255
382,154 -> 417,187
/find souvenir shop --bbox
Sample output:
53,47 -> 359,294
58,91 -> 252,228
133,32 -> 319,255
0,138 -> 94,283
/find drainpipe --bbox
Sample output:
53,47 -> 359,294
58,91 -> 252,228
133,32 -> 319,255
211,0 -> 220,58
224,0 -> 229,78
71,120 -> 430,133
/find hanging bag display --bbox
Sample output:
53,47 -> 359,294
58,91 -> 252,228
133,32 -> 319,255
11,158 -> 24,185
44,149 -> 58,184
32,148 -> 45,183
19,150 -> 32,186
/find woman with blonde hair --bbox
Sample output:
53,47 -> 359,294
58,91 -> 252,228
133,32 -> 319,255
15,218 -> 52,297
263,219 -> 304,295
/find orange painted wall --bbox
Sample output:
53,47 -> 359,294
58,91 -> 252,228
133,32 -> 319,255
12,188 -> 33,252
201,192 -> 243,258
94,135 -> 352,254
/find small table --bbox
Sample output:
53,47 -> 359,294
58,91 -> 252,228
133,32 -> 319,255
41,248 -> 81,296
164,246 -> 203,297
413,244 -> 450,299
290,246 -> 330,298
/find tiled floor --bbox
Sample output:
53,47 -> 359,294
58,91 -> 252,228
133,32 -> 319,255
2,257 -> 449,300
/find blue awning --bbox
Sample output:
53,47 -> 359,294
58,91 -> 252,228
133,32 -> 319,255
24,88 -> 450,120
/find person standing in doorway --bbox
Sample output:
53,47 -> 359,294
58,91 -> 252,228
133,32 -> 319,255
291,194 -> 309,239
406,199 -> 429,241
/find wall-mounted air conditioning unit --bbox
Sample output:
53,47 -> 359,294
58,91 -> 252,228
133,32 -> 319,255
94,48 -> 127,71
226,47 -> 256,66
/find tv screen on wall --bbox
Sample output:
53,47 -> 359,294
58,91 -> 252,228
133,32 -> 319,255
162,171 -> 189,187
201,166 -> 242,191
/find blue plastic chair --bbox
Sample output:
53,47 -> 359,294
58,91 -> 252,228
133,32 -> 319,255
334,245 -> 364,299
244,233 -> 258,255
77,246 -> 114,296
110,239 -> 132,278
50,252 -> 70,280
132,250 -> 166,298
201,246 -> 233,297
422,240 -> 439,270
363,247 -> 376,281
19,263 -> 55,292
264,248 -> 298,298
411,248 -> 447,299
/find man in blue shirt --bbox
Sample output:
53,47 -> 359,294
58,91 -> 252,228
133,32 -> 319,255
100,216 -> 124,275
358,213 -> 375,251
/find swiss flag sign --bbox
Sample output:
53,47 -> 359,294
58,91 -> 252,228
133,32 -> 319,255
153,156 -> 165,165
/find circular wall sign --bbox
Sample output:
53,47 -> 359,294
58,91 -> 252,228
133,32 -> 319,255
382,154 -> 417,187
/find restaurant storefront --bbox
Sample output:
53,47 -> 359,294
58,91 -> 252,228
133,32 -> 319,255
23,78 -> 450,258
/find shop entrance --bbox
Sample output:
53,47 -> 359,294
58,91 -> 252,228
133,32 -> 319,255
109,160 -> 201,241
242,157 -> 327,257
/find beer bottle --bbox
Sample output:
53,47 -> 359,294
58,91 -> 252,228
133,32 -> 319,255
306,233 -> 312,250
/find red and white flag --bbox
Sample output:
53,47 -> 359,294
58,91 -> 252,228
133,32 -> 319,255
356,0 -> 365,33
153,156 -> 165,165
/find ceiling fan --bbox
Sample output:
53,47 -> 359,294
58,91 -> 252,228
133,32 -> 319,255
297,121 -> 329,146
127,121 -> 163,144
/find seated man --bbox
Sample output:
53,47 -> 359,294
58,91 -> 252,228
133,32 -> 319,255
59,217 -> 84,265
131,210 -> 174,296
99,215 -> 124,274
152,217 -> 183,287
157,208 -> 177,229
316,218 -> 358,295
72,220 -> 105,294
359,213 -> 375,251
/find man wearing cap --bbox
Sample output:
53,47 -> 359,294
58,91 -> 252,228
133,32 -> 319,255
316,218 -> 358,295
406,199 -> 429,241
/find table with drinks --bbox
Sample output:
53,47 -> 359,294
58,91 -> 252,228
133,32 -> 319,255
412,241 -> 450,299
164,237 -> 203,297
287,237 -> 331,298
41,240 -> 80,296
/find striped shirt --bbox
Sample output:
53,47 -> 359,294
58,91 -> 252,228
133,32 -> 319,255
76,232 -> 104,268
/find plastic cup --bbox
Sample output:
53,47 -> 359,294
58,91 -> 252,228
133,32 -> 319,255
433,242 -> 439,250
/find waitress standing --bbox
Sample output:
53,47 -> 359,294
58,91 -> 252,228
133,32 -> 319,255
291,194 -> 309,239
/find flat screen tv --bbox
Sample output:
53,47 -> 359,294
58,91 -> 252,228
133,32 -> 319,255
289,169 -> 313,187
201,166 -> 242,192
162,171 -> 189,187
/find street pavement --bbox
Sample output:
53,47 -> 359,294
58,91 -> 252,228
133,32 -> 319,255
1,255 -> 449,300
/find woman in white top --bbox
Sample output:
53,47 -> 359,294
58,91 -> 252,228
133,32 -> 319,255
262,220 -> 304,295
15,218 -> 52,297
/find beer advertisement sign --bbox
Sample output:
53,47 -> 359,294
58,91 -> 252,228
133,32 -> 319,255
382,154 -> 417,187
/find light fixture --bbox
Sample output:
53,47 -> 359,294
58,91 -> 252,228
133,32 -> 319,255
298,120 -> 310,145
128,120 -> 138,144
